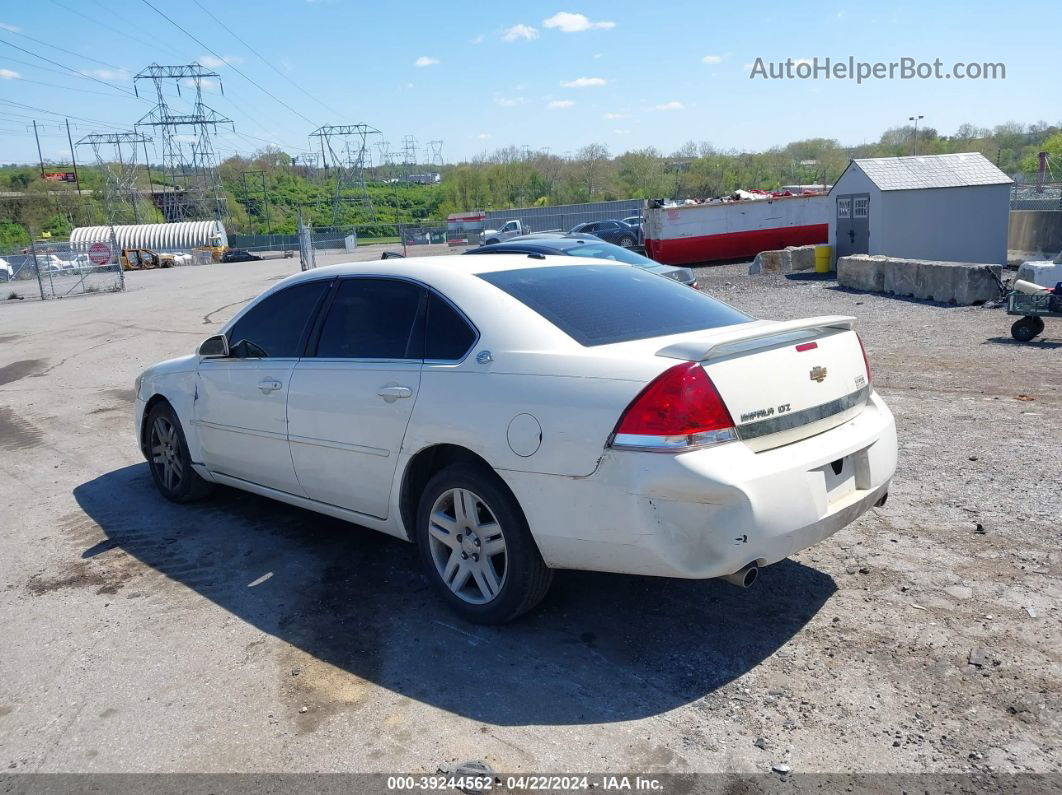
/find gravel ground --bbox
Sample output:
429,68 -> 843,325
0,258 -> 1059,780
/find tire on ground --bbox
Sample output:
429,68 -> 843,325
415,463 -> 552,624
145,401 -> 214,503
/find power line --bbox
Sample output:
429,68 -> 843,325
3,26 -> 127,71
9,75 -> 136,98
0,98 -> 130,130
137,0 -> 320,127
0,37 -> 142,99
47,0 -> 188,61
189,0 -> 343,118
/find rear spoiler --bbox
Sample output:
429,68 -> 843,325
656,316 -> 856,361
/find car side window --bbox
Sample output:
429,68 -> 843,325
424,292 -> 477,361
228,280 -> 330,358
314,278 -> 424,359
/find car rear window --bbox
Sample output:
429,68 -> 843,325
478,265 -> 751,346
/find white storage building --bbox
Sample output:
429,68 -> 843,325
828,153 -> 1012,265
70,220 -> 227,253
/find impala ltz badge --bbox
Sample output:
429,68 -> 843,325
810,366 -> 828,383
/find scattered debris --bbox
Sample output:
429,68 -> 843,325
291,666 -> 301,677
1015,395 -> 1034,401
968,647 -> 987,668
754,737 -> 767,750
1025,607 -> 1038,618
771,762 -> 791,775
975,523 -> 986,535
298,706 -> 309,713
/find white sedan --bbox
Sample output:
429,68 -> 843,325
134,255 -> 896,623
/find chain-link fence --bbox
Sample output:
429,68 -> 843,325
1,237 -> 124,303
1011,177 -> 1062,210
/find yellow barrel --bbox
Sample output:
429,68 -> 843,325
815,245 -> 832,273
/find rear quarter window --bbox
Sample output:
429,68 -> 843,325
478,265 -> 751,346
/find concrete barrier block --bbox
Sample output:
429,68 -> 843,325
788,245 -> 817,272
885,258 -> 1003,305
749,249 -> 787,274
837,255 -> 887,292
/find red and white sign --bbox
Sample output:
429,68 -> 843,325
88,242 -> 112,266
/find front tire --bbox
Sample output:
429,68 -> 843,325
1011,316 -> 1042,342
617,235 -> 636,248
416,464 -> 552,624
145,402 -> 213,503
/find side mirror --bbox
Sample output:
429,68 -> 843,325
198,334 -> 229,358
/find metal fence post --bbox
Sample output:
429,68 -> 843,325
109,224 -> 125,291
29,233 -> 46,301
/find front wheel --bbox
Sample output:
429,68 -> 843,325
1011,316 -> 1042,342
617,235 -> 636,248
145,402 -> 214,503
416,464 -> 552,624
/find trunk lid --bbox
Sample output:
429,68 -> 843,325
655,316 -> 870,451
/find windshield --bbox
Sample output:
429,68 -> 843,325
478,265 -> 751,346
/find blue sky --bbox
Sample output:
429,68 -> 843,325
0,0 -> 1058,166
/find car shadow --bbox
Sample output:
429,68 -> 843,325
983,335 -> 1062,349
73,464 -> 837,727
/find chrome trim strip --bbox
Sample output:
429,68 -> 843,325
288,433 -> 389,457
191,419 -> 288,442
736,385 -> 870,441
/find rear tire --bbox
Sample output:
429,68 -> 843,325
415,464 -> 552,624
145,402 -> 214,503
617,235 -> 636,248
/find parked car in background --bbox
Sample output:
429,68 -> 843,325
221,248 -> 263,263
0,257 -> 12,282
481,219 -> 562,245
135,254 -> 895,624
567,219 -> 639,248
622,215 -> 643,233
465,235 -> 696,287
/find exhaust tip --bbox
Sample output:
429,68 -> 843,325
721,563 -> 759,589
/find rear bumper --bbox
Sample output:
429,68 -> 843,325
502,391 -> 897,579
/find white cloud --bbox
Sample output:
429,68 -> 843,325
701,54 -> 723,64
405,82 -> 414,89
415,56 -> 440,67
602,112 -> 623,120
197,54 -> 242,69
494,95 -> 526,107
80,68 -> 130,81
182,77 -> 218,91
0,22 -> 20,32
0,68 -> 20,80
654,101 -> 684,111
502,23 -> 538,41
471,33 -> 485,44
560,76 -> 606,88
593,52 -> 602,59
547,99 -> 575,109
477,133 -> 491,140
543,12 -> 615,32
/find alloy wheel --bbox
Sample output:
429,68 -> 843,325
150,415 -> 184,492
427,487 -> 507,604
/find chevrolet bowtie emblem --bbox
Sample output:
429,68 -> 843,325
810,366 -> 828,383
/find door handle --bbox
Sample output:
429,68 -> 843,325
258,379 -> 283,394
377,385 -> 413,401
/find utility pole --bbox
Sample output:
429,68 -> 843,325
908,115 -> 924,155
33,120 -> 46,178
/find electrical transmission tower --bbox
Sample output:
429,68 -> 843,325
427,140 -> 444,169
397,134 -> 420,184
309,124 -> 381,226
134,64 -> 233,222
76,131 -> 153,225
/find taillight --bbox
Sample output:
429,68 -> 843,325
610,362 -> 737,452
856,333 -> 872,385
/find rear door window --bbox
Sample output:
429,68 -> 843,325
479,265 -> 750,346
228,280 -> 331,358
423,292 -> 477,360
314,278 -> 424,359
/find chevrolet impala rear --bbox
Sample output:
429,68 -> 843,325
474,262 -> 897,588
